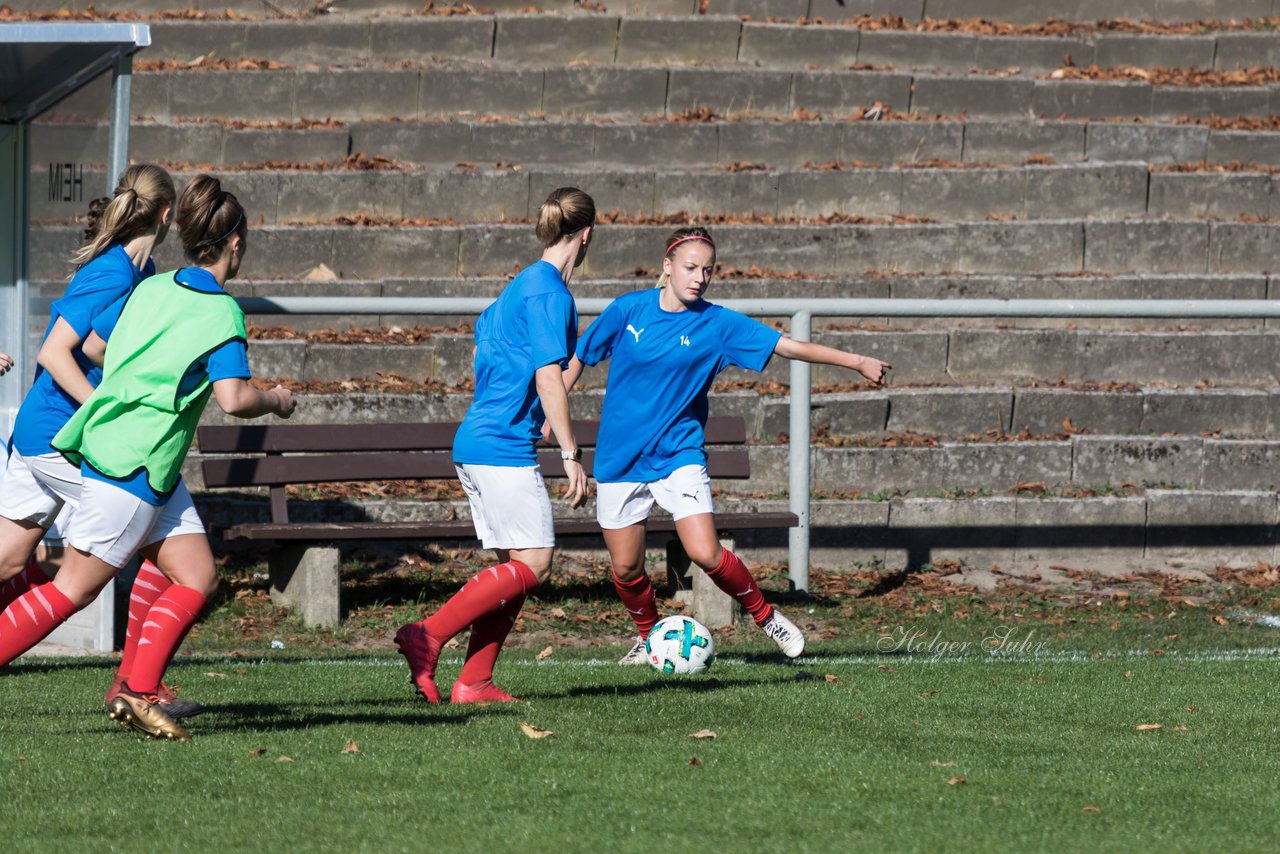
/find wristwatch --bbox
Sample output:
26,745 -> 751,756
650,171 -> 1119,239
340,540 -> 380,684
560,447 -> 582,462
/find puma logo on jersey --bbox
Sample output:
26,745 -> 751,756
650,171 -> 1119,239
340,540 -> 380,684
626,324 -> 645,343
736,586 -> 754,597
679,335 -> 691,346
682,492 -> 699,503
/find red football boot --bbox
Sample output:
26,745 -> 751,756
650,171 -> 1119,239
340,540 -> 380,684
450,679 -> 520,705
394,622 -> 442,704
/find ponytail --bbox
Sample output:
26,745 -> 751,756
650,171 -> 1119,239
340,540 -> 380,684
176,174 -> 248,264
535,187 -> 595,247
70,165 -> 175,269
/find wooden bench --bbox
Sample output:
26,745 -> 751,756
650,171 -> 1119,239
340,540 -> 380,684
197,418 -> 798,627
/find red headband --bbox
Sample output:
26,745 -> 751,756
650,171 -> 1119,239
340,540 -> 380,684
665,234 -> 715,255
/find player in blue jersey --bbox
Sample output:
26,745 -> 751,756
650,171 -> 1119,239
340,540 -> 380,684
0,175 -> 294,742
566,226 -> 890,663
395,187 -> 594,705
0,166 -> 205,717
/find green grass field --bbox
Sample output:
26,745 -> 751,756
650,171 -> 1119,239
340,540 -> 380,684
4,620 -> 1280,853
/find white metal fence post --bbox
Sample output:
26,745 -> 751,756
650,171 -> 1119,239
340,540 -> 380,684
787,310 -> 812,593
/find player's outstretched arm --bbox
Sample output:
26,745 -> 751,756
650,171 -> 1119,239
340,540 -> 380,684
36,318 -> 96,403
0,350 -> 11,377
213,378 -> 296,419
773,336 -> 891,385
535,362 -> 587,508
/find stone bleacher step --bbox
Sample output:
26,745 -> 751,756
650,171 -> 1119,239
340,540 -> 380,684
192,487 -> 1280,574
228,326 -> 1280,388
76,63 -> 1280,124
194,385 -> 1280,441
34,115 -> 1280,171
184,429 -> 1280,525
8,0 -> 1270,25
31,220 -> 1280,281
136,14 -> 1280,73
33,161 -> 1280,225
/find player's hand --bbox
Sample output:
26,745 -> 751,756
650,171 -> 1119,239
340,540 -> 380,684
0,351 -> 12,377
857,356 -> 891,385
562,459 -> 588,509
271,385 -> 296,418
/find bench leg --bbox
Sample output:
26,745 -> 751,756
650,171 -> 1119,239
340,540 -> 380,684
666,536 -> 740,630
269,544 -> 341,628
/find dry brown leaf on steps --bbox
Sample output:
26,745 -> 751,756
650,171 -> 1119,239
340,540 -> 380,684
690,730 -> 717,739
1135,723 -> 1162,731
303,263 -> 338,282
341,740 -> 360,754
536,645 -> 554,661
519,721 -> 554,740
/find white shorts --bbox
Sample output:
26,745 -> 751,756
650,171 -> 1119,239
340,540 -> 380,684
455,463 -> 555,550
596,464 -> 714,530
65,477 -> 206,568
0,449 -> 82,531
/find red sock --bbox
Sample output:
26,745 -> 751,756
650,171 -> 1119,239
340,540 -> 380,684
126,584 -> 206,695
0,555 -> 52,613
458,594 -> 525,685
115,561 -> 172,683
424,561 -> 538,644
704,548 -> 773,626
0,582 -> 77,667
612,568 -> 659,636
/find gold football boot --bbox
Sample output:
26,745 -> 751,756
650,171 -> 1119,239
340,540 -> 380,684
107,686 -> 193,742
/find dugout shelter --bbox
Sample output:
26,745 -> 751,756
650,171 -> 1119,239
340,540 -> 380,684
1,22 -> 151,651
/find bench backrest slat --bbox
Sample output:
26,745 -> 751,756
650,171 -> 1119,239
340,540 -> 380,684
196,416 -> 747,455
203,448 -> 751,487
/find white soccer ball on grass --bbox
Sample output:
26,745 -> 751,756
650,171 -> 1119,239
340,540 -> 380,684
646,615 -> 715,674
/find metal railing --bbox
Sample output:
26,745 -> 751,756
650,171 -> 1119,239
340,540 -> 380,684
235,296 -> 1280,592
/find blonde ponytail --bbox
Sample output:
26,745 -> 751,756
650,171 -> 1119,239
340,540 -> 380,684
535,187 -> 595,247
70,164 -> 175,269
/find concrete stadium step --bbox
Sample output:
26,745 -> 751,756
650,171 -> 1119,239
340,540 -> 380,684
228,271 -> 1275,331
8,0 -> 1269,25
30,272 -> 1272,344
134,14 -> 1280,74
37,162 -> 1280,225
191,384 -> 1280,440
227,326 -> 1280,388
182,429 -> 1280,496
66,63 -> 1280,124
191,488 -> 1280,573
31,219 -> 1280,281
33,115 -> 1280,171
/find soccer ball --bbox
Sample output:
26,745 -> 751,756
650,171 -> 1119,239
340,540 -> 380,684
646,615 -> 715,674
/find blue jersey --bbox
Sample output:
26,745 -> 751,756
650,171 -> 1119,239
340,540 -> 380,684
82,266 -> 251,505
576,288 -> 781,483
453,261 -> 577,467
10,244 -> 154,457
